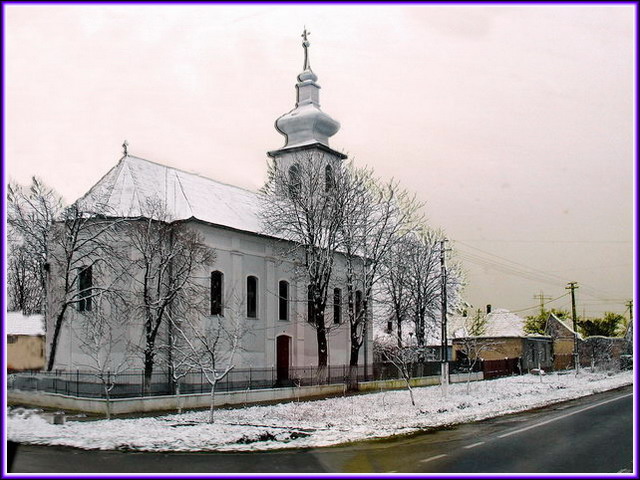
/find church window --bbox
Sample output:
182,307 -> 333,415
247,276 -> 258,318
325,164 -> 334,192
288,164 -> 301,197
78,265 -> 93,312
278,280 -> 289,321
210,271 -> 223,316
333,288 -> 342,324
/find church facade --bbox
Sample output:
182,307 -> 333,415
46,33 -> 373,376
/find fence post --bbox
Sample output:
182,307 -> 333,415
76,369 -> 79,396
141,370 -> 144,397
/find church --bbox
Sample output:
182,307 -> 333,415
46,31 -> 373,379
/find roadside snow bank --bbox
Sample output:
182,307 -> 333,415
7,370 -> 632,452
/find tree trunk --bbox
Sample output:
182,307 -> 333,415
347,338 -> 360,391
209,381 -> 217,423
315,314 -> 328,368
103,383 -> 111,420
176,381 -> 182,414
47,308 -> 67,371
144,351 -> 154,394
403,372 -> 416,406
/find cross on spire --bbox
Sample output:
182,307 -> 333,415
302,27 -> 311,71
122,139 -> 129,156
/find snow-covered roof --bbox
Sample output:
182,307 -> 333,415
547,313 -> 584,340
78,155 -> 262,234
449,308 -> 527,339
6,312 -> 45,336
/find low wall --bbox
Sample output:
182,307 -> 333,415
8,372 -> 484,415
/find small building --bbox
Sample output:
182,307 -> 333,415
544,312 -> 629,370
544,313 -> 581,370
6,312 -> 45,372
450,308 -> 553,372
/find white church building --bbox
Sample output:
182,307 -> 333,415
47,33 -> 373,379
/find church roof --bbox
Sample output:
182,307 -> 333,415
78,155 -> 262,234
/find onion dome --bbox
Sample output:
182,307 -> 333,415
274,29 -> 340,149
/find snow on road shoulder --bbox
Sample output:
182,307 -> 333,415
7,370 -> 633,452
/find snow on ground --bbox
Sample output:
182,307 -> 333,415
7,370 -> 633,452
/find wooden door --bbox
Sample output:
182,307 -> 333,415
276,335 -> 290,382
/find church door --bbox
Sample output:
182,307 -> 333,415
276,335 -> 290,383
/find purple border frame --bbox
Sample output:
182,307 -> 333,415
1,1 -> 637,478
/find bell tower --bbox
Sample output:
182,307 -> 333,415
268,29 -> 347,171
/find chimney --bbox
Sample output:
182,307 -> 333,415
486,304 -> 492,314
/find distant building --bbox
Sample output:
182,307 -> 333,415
449,308 -> 552,372
544,312 -> 628,370
7,312 -> 45,372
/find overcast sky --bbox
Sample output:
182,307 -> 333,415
5,4 -> 635,318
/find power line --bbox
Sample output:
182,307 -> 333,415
454,241 -> 627,303
509,292 -> 570,314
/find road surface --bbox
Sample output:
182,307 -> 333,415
9,385 -> 633,474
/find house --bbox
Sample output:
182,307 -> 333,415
450,308 -> 553,372
544,312 -> 580,370
544,312 -> 628,370
45,34 -> 373,380
6,312 -> 45,372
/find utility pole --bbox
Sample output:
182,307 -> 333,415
440,239 -> 451,385
533,291 -> 552,316
566,282 -> 579,374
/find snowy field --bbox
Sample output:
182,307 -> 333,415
7,370 -> 633,452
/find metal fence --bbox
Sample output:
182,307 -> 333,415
9,357 -> 538,400
8,362 -> 444,399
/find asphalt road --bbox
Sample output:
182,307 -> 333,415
9,385 -> 633,474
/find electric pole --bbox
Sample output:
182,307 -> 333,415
566,282 -> 579,373
533,291 -> 552,316
440,239 -> 451,384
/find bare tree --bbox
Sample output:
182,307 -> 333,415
453,314 -> 495,394
72,292 -> 132,419
7,178 -> 64,314
261,151 -> 345,374
125,199 -> 216,393
406,228 -> 464,348
374,333 -> 426,406
172,312 -> 242,423
7,237 -> 42,314
380,236 -> 413,348
156,322 -> 196,413
46,202 -> 126,371
338,165 -> 424,387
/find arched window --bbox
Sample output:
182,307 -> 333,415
247,276 -> 258,318
210,271 -> 223,316
78,265 -> 93,312
288,164 -> 301,197
355,290 -> 363,319
325,164 -> 334,192
278,280 -> 289,321
333,288 -> 342,324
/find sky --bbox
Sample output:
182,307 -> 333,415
4,4 -> 635,319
